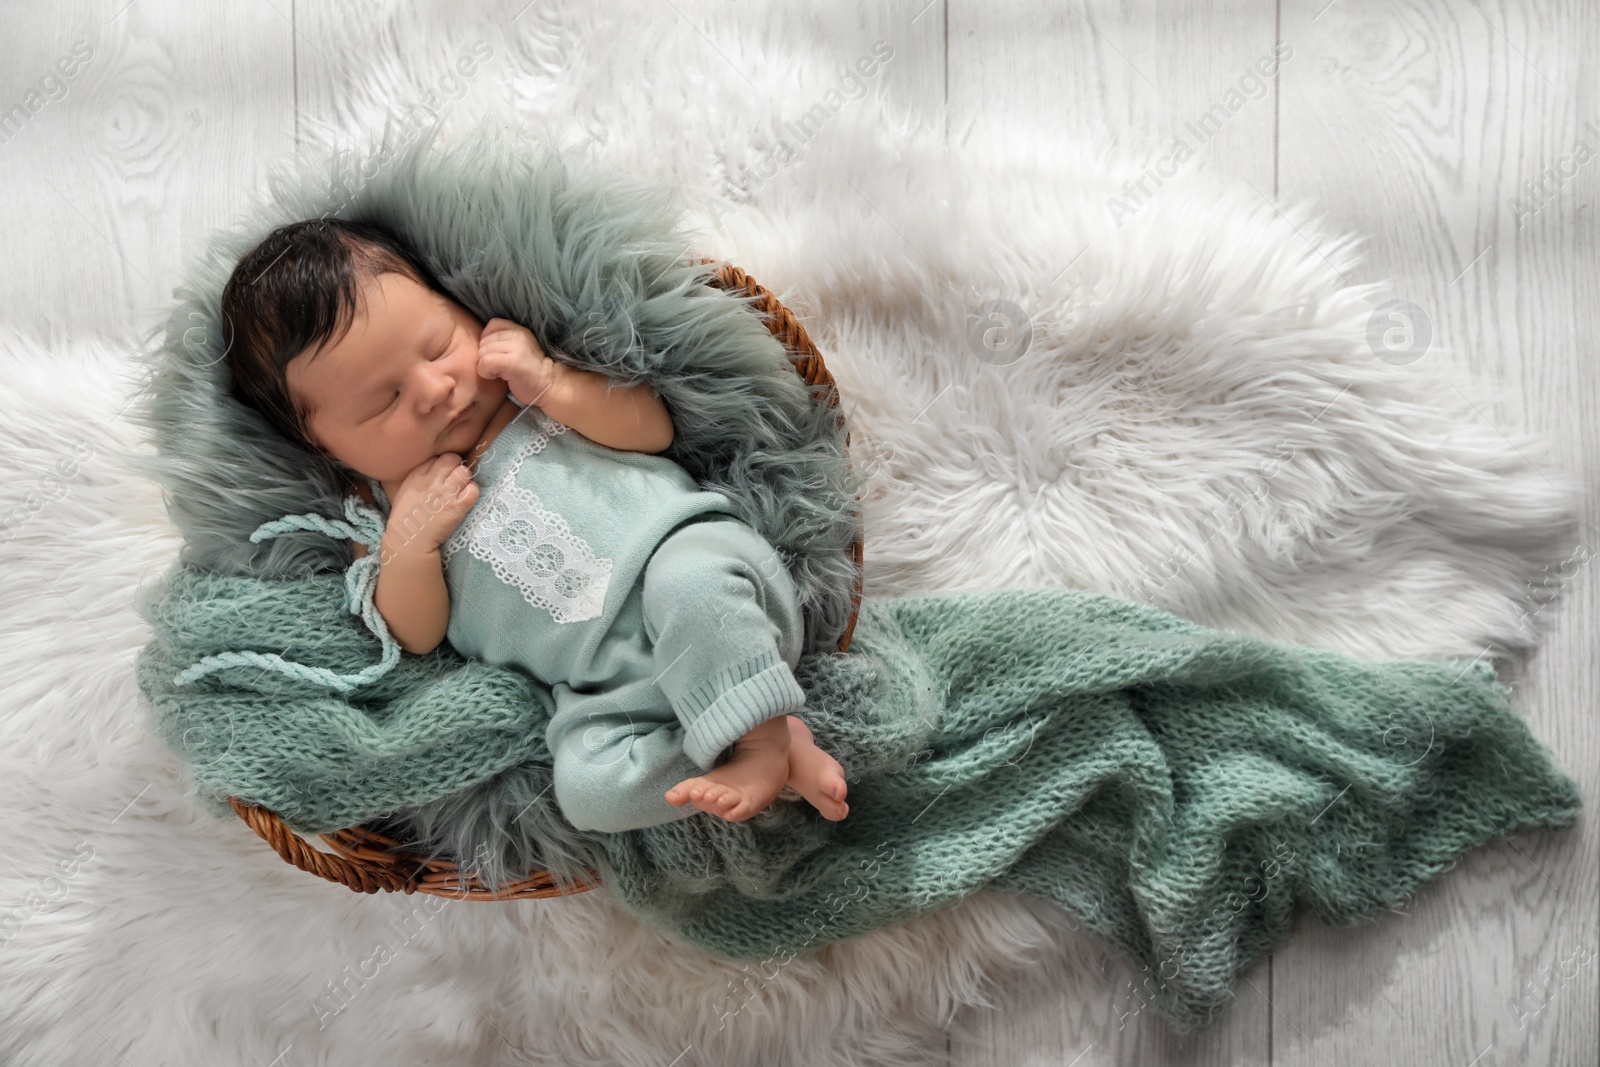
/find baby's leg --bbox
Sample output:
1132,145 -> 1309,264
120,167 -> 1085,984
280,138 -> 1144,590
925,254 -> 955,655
664,714 -> 791,821
547,689 -> 717,834
641,518 -> 808,770
783,715 -> 850,821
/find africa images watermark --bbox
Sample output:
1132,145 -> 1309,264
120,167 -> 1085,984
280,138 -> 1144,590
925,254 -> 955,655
1515,531 -> 1595,634
1512,936 -> 1597,1030
309,842 -> 496,1030
1509,118 -> 1600,231
0,439 -> 96,546
0,840 -> 97,946
0,39 -> 94,146
1105,42 -> 1294,229
323,39 -> 498,220
706,40 -> 895,231
1130,438 -> 1301,602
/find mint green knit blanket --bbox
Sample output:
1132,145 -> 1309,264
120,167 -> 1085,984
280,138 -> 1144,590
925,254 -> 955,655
135,566 -> 1580,1032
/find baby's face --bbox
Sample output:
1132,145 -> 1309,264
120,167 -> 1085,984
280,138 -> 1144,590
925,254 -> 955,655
286,270 -> 510,485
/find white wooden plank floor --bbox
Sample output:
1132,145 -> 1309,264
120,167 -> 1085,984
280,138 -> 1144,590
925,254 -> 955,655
3,2 -> 1593,1063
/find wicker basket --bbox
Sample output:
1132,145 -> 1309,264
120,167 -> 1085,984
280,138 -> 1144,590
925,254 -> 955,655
226,259 -> 865,899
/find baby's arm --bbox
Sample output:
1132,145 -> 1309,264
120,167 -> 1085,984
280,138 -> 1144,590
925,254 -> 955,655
545,366 -> 675,455
350,467 -> 473,656
356,536 -> 450,656
478,318 -> 674,454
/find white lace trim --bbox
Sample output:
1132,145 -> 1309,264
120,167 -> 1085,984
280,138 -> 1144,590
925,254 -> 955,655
443,408 -> 613,624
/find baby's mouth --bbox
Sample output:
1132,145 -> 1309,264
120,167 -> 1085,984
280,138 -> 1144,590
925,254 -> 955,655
444,401 -> 475,434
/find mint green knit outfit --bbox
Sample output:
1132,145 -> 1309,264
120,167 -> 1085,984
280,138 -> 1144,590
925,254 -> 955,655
364,400 -> 807,833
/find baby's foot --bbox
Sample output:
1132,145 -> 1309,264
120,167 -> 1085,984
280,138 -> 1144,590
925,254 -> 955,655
665,717 -> 790,822
785,715 -> 849,821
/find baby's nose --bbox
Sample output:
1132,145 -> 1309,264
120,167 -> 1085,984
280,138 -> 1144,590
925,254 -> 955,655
429,372 -> 456,402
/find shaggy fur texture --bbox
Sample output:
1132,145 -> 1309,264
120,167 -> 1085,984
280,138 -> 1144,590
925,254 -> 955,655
0,2 -> 1584,1063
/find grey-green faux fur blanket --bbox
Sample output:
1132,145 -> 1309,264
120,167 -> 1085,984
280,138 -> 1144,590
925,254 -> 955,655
129,126 -> 1583,1033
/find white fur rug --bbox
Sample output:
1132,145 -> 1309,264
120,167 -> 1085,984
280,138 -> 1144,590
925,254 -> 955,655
0,2 -> 1582,1064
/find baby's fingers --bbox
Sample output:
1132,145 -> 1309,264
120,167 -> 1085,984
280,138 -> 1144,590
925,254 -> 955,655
437,463 -> 475,494
476,347 -> 514,382
480,317 -> 528,342
442,477 -> 479,522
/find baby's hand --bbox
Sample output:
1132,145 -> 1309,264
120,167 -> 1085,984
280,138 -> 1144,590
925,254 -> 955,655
478,318 -> 563,409
382,453 -> 479,557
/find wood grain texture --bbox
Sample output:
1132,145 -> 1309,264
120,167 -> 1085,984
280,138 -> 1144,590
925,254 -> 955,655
1274,2 -> 1599,1064
0,1 -> 292,339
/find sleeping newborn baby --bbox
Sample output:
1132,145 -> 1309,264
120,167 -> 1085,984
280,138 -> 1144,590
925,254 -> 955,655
219,217 -> 850,833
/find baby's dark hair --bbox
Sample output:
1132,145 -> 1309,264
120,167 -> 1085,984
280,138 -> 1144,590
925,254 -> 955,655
220,217 -> 451,460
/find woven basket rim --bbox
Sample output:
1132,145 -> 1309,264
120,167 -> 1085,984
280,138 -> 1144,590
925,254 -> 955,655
228,257 -> 864,900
